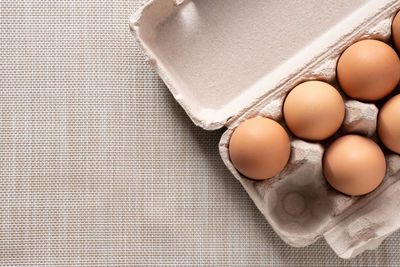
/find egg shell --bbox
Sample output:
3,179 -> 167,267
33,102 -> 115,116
337,40 -> 400,101
392,12 -> 400,51
229,117 -> 290,180
378,94 -> 400,154
283,81 -> 345,141
323,135 -> 386,196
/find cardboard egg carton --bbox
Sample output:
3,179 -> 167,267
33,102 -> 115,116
130,0 -> 400,258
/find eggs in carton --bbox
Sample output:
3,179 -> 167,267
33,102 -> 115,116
130,0 -> 400,258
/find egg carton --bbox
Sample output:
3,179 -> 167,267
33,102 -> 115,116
130,0 -> 400,258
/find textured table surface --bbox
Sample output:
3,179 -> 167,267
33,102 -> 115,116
1,0 -> 400,266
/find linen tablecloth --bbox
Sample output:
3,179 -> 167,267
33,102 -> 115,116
1,0 -> 400,265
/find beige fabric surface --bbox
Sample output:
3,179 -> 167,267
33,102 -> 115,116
1,0 -> 400,266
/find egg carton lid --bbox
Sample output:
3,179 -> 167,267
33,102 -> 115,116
129,0 -> 396,130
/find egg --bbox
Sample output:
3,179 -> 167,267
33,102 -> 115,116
283,81 -> 345,141
378,94 -> 400,154
229,117 -> 290,180
392,12 -> 400,52
323,135 -> 386,196
337,39 -> 400,101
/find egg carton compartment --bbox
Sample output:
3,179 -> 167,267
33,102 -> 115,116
219,13 -> 400,259
342,100 -> 378,137
131,0 -> 400,259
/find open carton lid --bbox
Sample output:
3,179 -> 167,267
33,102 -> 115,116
130,0 -> 396,130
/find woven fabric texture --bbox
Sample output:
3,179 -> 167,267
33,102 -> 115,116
1,0 -> 399,266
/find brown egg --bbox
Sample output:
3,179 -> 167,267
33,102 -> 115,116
323,135 -> 386,196
378,94 -> 400,154
283,81 -> 345,141
392,12 -> 400,52
337,39 -> 400,101
229,117 -> 290,180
